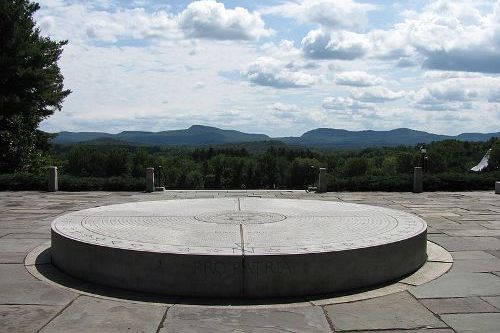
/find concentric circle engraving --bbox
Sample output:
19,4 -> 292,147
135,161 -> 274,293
195,211 -> 286,224
51,198 -> 428,298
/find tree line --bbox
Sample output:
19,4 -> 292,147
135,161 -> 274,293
36,138 -> 498,191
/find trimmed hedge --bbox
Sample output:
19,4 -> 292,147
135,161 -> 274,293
0,173 -> 145,191
0,173 -> 46,190
0,172 -> 498,192
327,172 -> 499,192
328,174 -> 412,192
423,172 -> 499,191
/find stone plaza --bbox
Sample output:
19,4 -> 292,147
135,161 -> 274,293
1,190 -> 500,332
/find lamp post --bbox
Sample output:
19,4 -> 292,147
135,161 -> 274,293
157,165 -> 163,187
309,166 -> 327,193
420,145 -> 427,172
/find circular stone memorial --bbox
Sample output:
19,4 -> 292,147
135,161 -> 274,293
51,198 -> 427,298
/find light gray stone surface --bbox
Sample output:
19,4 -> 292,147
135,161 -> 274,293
356,328 -> 455,333
40,296 -> 166,333
0,264 -> 76,305
51,198 -> 427,298
0,238 -> 48,253
0,252 -> 28,264
451,258 -> 500,272
441,313 -> 500,333
451,250 -> 497,260
324,291 -> 446,331
428,235 -> 500,251
482,296 -> 500,310
410,272 -> 500,298
0,305 -> 63,332
1,190 -> 500,332
51,198 -> 427,255
420,297 -> 498,314
162,305 -> 332,333
496,181 -> 499,194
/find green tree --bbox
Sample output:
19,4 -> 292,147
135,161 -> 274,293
104,148 -> 130,177
343,157 -> 370,177
489,142 -> 500,171
66,146 -> 105,177
186,170 -> 204,189
381,156 -> 398,175
0,0 -> 70,172
290,157 -> 321,188
396,152 -> 415,174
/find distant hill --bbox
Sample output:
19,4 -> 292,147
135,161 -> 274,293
279,128 -> 452,147
53,131 -> 115,144
51,125 -> 500,148
51,125 -> 270,146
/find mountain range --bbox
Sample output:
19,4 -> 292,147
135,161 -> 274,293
51,125 -> 500,148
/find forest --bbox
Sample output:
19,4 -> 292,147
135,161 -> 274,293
1,138 -> 499,192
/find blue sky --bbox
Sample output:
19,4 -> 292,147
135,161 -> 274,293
37,0 -> 500,136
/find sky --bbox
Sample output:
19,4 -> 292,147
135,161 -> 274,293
36,0 -> 500,137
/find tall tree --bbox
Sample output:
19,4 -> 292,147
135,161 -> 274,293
0,0 -> 70,172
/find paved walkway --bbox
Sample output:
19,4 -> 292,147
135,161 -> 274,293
1,190 -> 500,332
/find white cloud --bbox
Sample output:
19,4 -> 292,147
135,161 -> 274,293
369,0 -> 500,73
335,71 -> 384,87
262,0 -> 376,29
322,96 -> 373,111
261,40 -> 300,58
289,0 -> 500,73
242,57 -> 316,88
194,81 -> 205,89
409,77 -> 500,110
423,71 -> 484,79
37,0 -> 273,43
489,89 -> 500,103
268,102 -> 304,119
351,87 -> 405,103
301,29 -> 369,60
178,0 -> 273,40
36,0 -> 500,136
271,102 -> 301,113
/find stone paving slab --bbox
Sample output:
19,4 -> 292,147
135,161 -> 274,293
442,229 -> 500,237
1,233 -> 51,239
0,238 -> 48,253
428,235 -> 500,251
0,252 -> 28,264
440,313 -> 500,333
451,250 -> 498,260
0,305 -> 63,332
420,297 -> 499,314
410,272 -> 500,298
355,328 -> 455,333
39,296 -> 167,333
0,264 -> 77,305
482,296 -> 500,310
1,190 -> 500,332
324,291 -> 447,331
450,258 -> 500,272
487,250 -> 500,259
162,305 -> 332,333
